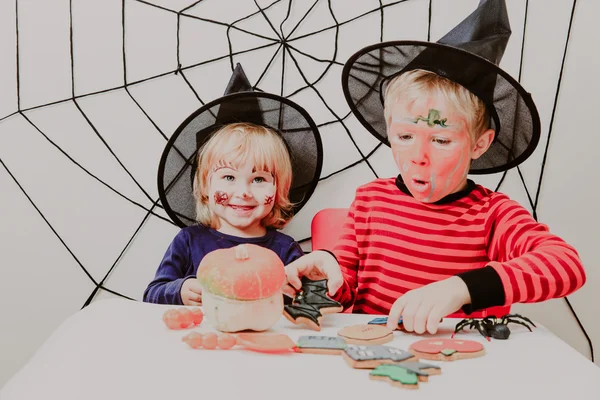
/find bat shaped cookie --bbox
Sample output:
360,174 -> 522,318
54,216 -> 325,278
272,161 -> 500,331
283,277 -> 343,330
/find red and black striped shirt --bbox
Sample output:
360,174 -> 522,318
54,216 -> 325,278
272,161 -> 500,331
331,176 -> 586,315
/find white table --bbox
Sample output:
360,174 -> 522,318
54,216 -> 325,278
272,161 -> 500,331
2,298 -> 599,400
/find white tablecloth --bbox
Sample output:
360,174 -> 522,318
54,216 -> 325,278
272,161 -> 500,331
2,298 -> 599,400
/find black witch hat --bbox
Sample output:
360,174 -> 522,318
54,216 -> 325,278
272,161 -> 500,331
341,0 -> 540,174
157,63 -> 323,228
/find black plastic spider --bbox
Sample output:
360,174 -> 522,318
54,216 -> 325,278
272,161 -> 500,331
452,314 -> 536,341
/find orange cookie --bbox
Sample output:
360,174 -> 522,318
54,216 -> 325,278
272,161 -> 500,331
409,338 -> 485,361
338,324 -> 394,345
235,333 -> 296,353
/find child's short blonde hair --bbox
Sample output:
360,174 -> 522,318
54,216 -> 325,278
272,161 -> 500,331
384,69 -> 490,141
192,122 -> 294,230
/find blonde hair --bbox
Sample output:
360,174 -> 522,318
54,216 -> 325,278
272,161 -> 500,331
193,122 -> 294,230
384,69 -> 489,141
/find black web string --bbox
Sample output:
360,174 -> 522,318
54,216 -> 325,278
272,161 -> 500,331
489,0 -> 591,362
0,0 -> 592,362
527,0 -> 592,362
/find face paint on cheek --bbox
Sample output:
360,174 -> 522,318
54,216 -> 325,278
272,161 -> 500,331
214,191 -> 228,205
423,174 -> 437,202
393,152 -> 405,172
264,195 -> 274,206
443,151 -> 465,193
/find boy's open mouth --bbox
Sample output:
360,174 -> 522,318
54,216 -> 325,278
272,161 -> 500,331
411,178 -> 430,192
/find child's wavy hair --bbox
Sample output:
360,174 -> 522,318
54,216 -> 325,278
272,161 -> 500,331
384,69 -> 490,142
192,122 -> 294,230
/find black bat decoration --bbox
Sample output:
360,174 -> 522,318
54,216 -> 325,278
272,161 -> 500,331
283,277 -> 343,327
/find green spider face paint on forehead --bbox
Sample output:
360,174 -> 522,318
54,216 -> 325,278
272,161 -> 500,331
412,109 -> 448,127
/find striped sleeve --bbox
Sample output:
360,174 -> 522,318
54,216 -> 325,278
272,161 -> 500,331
486,198 -> 586,305
331,195 -> 361,310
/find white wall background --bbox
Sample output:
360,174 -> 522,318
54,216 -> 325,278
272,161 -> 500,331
1,0 -> 598,387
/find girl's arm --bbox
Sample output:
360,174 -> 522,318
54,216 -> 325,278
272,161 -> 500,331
143,230 -> 192,305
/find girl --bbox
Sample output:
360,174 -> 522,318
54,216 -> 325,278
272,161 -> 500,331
145,123 -> 304,305
145,63 -> 323,305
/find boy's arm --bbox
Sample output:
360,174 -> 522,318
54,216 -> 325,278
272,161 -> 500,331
457,199 -> 586,312
329,199 -> 361,310
143,231 -> 192,305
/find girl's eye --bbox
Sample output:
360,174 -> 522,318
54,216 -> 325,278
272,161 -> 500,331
253,177 -> 265,183
223,175 -> 234,181
398,134 -> 413,141
433,138 -> 451,145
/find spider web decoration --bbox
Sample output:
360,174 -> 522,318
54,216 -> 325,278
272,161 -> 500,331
0,0 -> 593,365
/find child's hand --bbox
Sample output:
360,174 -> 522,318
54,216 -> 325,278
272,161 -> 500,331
283,251 -> 343,297
387,276 -> 471,334
181,278 -> 203,306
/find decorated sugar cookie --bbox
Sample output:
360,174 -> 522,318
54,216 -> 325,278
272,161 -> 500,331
342,344 -> 416,369
235,333 -> 296,353
369,361 -> 442,389
295,336 -> 347,355
162,307 -> 204,330
182,332 -> 295,353
338,324 -> 394,345
367,316 -> 403,330
283,277 -> 343,331
398,361 -> 442,381
409,338 -> 485,361
369,364 -> 420,389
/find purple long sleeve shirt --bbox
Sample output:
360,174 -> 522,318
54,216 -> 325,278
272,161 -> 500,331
143,224 -> 304,305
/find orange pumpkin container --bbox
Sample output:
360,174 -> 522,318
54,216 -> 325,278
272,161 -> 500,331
197,244 -> 286,332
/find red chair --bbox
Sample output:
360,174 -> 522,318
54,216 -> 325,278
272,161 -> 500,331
310,208 -> 510,319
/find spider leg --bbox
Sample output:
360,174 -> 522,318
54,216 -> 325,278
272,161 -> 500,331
505,318 -> 534,332
452,318 -> 472,338
472,321 -> 491,341
503,314 -> 537,328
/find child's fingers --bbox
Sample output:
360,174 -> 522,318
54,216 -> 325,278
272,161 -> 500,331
399,300 -> 421,332
413,302 -> 435,334
323,266 -> 343,296
187,292 -> 202,303
284,257 -> 309,290
426,306 -> 444,334
187,300 -> 202,306
281,284 -> 296,298
387,298 -> 407,331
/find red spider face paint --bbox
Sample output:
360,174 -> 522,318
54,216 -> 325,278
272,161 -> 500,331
208,158 -> 277,237
214,191 -> 228,205
264,195 -> 274,205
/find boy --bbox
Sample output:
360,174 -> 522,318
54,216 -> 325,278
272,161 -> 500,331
284,0 -> 585,335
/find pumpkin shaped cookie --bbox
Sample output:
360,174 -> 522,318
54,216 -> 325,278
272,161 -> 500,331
409,338 -> 485,361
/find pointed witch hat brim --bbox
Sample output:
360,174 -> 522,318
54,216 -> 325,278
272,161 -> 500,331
157,63 -> 323,228
341,0 -> 541,174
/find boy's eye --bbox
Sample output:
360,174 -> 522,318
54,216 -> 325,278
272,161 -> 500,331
223,175 -> 235,181
397,134 -> 413,141
433,138 -> 451,145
